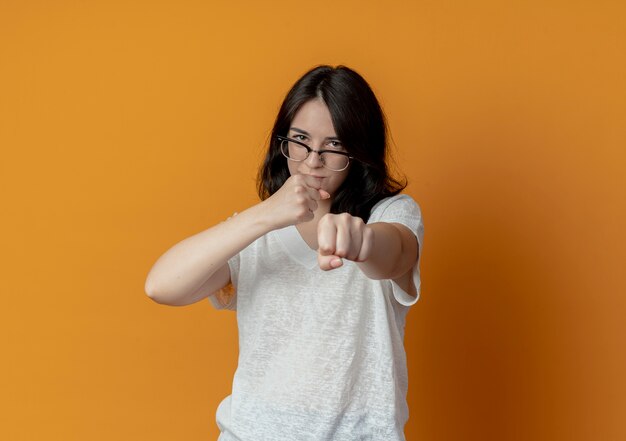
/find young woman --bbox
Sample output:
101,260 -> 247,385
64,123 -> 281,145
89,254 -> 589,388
145,65 -> 424,440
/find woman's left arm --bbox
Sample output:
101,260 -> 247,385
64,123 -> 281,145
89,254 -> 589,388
317,213 -> 419,282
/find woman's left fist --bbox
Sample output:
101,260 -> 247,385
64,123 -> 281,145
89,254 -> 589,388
317,213 -> 374,271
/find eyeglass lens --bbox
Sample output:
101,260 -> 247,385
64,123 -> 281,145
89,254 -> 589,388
280,140 -> 349,171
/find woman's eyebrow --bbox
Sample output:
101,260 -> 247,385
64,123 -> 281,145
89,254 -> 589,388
289,127 -> 340,141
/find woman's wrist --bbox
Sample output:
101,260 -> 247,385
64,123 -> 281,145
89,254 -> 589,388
239,199 -> 280,235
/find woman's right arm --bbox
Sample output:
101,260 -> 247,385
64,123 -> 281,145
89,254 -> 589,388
144,175 -> 327,306
144,202 -> 271,306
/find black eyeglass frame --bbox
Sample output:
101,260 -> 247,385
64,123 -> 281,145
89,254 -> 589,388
276,135 -> 355,172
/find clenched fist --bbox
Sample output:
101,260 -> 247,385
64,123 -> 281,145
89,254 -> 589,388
317,212 -> 374,271
263,175 -> 330,229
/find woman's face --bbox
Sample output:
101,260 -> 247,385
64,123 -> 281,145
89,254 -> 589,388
286,98 -> 350,198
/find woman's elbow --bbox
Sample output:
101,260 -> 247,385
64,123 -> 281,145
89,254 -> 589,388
145,277 -> 174,305
145,278 -> 201,307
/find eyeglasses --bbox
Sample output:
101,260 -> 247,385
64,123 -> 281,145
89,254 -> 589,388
277,135 -> 354,172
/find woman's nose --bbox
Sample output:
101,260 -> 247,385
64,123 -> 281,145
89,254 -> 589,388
305,149 -> 324,168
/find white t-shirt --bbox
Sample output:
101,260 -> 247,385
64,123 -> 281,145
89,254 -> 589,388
209,194 -> 424,441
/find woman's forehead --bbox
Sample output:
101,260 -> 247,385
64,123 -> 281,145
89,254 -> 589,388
290,98 -> 337,137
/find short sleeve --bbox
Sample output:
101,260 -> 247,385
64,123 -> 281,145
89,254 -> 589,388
207,252 -> 239,310
368,194 -> 424,306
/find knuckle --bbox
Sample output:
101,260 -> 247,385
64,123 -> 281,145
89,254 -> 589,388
319,214 -> 332,225
335,248 -> 348,257
319,245 -> 333,254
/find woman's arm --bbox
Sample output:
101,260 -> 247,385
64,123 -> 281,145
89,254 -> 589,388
145,175 -> 328,306
355,222 -> 418,281
316,215 -> 419,294
144,204 -> 270,306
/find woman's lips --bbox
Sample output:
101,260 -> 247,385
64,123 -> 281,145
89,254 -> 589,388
303,174 -> 325,188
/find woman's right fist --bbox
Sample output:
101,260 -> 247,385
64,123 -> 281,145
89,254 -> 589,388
262,175 -> 330,229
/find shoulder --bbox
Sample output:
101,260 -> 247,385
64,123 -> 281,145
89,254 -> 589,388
368,193 -> 422,224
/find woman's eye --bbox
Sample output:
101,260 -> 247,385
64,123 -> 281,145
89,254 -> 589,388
292,134 -> 307,141
327,141 -> 343,150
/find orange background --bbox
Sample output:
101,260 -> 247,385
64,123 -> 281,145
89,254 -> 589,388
1,1 -> 624,440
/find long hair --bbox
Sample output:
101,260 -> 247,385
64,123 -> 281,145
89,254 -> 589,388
257,65 -> 406,222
